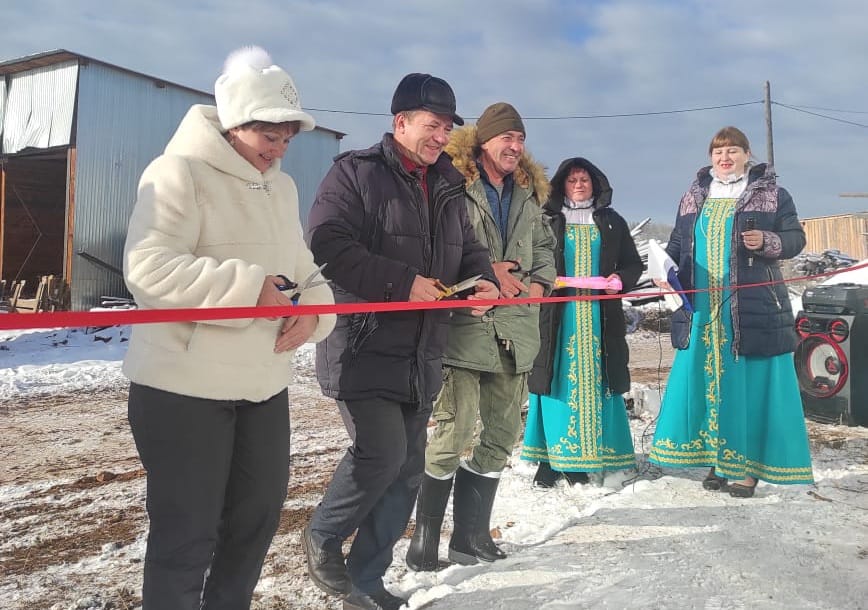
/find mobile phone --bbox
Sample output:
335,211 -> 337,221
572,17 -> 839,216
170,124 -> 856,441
745,217 -> 756,266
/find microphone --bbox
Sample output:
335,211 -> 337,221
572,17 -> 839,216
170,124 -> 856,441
745,216 -> 756,267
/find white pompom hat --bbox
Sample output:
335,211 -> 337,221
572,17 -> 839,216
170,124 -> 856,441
214,46 -> 316,132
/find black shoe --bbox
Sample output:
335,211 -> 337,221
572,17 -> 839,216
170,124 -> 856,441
302,525 -> 352,597
562,471 -> 589,486
533,461 -> 561,488
728,479 -> 758,498
343,586 -> 407,610
702,468 -> 728,491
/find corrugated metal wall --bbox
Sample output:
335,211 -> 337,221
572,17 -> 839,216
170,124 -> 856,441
0,77 -> 7,139
71,61 -> 341,309
71,63 -> 214,310
283,128 -> 341,226
801,213 -> 868,260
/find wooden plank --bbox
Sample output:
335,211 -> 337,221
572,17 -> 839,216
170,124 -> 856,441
0,160 -> 5,279
10,280 -> 25,310
64,147 -> 76,292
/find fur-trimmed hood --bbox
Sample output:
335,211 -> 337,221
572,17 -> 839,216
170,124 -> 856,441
445,125 -> 550,204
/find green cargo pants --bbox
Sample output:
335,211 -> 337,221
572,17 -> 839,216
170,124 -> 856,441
425,348 -> 526,478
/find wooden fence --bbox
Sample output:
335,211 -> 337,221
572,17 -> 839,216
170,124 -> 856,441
800,212 -> 868,259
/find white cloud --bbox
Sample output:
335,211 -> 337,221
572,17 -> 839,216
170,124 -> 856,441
1,0 -> 866,228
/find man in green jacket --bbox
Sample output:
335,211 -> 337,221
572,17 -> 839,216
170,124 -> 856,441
406,102 -> 556,571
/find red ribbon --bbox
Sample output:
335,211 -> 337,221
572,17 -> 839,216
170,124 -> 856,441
1,262 -> 865,331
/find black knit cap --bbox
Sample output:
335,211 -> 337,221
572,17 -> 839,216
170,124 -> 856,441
390,73 -> 464,125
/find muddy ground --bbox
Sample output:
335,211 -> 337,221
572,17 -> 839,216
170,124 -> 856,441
2,330 -> 857,610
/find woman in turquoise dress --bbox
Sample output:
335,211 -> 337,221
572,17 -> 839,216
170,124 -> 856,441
649,126 -> 813,497
523,158 -> 643,487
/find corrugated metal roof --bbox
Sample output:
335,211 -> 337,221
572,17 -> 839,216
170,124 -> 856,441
0,49 -> 346,138
0,50 -> 80,75
0,49 -> 210,97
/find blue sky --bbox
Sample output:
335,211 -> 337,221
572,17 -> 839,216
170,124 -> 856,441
2,0 -> 867,225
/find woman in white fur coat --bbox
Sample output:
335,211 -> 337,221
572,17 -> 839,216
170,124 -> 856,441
122,47 -> 335,610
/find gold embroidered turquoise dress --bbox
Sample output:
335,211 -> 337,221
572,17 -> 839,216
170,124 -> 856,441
649,198 -> 813,484
521,223 -> 636,472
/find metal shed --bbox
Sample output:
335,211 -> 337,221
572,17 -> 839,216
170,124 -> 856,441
0,49 -> 343,311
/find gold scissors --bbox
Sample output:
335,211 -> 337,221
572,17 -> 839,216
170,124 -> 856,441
433,274 -> 483,300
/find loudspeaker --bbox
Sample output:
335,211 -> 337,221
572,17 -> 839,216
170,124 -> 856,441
794,283 -> 868,426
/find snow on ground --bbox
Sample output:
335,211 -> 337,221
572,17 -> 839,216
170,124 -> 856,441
1,326 -> 867,609
820,259 -> 868,286
790,258 -> 868,313
0,327 -> 127,398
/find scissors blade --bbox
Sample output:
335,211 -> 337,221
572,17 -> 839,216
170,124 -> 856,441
438,274 -> 482,299
297,263 -> 328,291
517,263 -> 547,280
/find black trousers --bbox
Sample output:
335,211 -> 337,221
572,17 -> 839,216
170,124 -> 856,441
309,397 -> 430,592
128,383 -> 290,610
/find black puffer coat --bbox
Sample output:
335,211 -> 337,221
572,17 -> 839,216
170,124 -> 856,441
666,163 -> 805,355
528,158 -> 643,396
308,133 -> 495,406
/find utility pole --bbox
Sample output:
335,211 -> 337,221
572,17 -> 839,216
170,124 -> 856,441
764,81 -> 774,167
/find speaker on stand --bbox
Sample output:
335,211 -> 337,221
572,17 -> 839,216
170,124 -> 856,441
794,283 -> 868,426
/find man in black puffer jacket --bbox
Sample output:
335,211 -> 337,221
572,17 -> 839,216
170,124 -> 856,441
303,73 -> 498,610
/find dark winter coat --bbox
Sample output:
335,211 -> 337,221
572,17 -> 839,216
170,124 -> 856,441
528,158 -> 643,396
308,133 -> 496,405
665,163 -> 805,356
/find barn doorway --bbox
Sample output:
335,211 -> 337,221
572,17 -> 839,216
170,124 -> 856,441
1,149 -> 69,308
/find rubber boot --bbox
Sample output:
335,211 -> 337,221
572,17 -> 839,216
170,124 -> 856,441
405,474 -> 454,572
533,461 -> 561,488
447,467 -> 506,565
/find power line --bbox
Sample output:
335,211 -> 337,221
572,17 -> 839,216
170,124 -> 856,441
778,103 -> 868,115
304,108 -> 391,117
501,101 -> 763,120
304,97 -> 868,130
772,101 -> 868,128
304,100 -> 763,120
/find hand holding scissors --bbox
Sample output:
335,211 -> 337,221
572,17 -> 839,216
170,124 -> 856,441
276,263 -> 329,305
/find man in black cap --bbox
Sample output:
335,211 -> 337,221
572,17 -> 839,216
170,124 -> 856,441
303,74 -> 499,610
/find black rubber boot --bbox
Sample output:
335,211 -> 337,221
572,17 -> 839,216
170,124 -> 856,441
533,461 -> 561,488
405,474 -> 454,572
447,467 -> 507,565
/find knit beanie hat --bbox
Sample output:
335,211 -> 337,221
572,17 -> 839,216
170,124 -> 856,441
214,46 -> 315,132
476,102 -> 525,144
